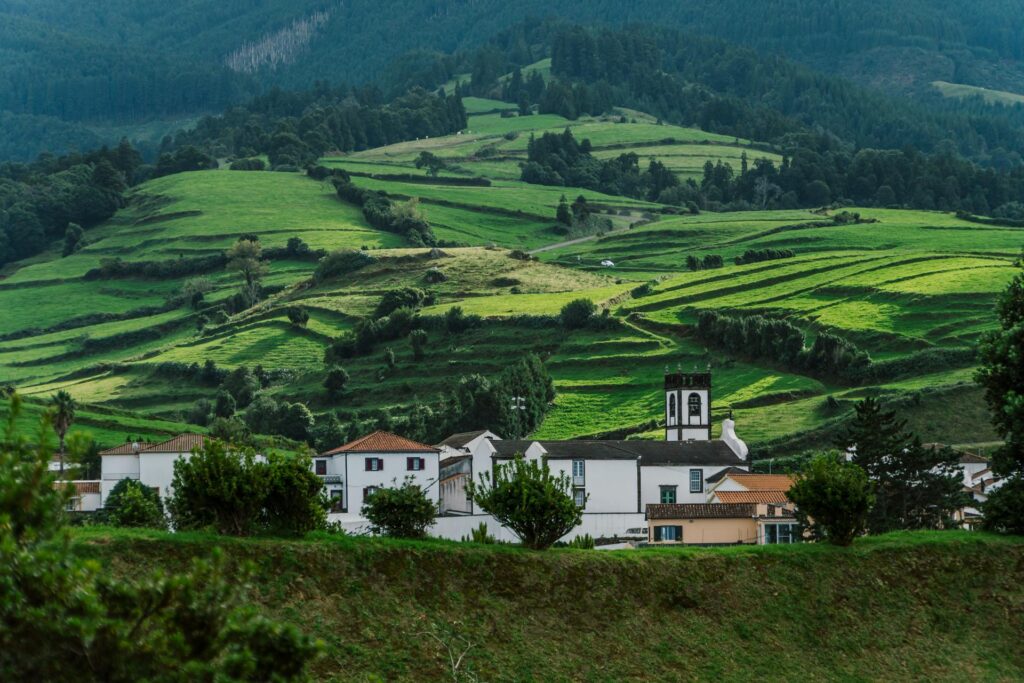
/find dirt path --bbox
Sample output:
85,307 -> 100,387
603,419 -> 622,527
528,226 -> 631,255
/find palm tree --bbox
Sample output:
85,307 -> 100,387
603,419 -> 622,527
50,390 -> 77,476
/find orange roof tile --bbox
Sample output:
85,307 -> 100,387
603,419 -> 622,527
145,433 -> 206,453
714,490 -> 791,504
99,442 -> 156,456
724,473 -> 795,491
322,430 -> 438,455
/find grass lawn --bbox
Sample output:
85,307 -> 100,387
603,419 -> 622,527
69,527 -> 1024,682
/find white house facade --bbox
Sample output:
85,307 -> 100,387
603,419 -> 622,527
99,434 -> 206,505
316,431 -> 441,525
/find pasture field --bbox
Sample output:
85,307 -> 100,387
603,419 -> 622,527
932,80 -> 1024,106
0,108 -> 1014,452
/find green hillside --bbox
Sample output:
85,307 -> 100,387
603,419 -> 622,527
71,528 -> 1024,682
0,110 -> 1014,453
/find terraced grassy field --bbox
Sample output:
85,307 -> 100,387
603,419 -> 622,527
0,110 -> 1013,454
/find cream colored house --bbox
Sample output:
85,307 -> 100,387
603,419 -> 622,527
646,502 -> 799,545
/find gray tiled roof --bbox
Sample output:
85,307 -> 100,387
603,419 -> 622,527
438,430 -> 491,449
491,439 -> 745,466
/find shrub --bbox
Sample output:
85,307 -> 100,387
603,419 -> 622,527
361,478 -> 437,538
221,366 -> 260,407
409,329 -> 428,361
560,298 -> 596,330
229,157 -> 266,171
444,306 -> 481,334
424,267 -> 447,283
168,440 -> 326,536
982,475 -> 1024,535
313,249 -> 376,283
461,521 -> 497,544
106,478 -> 166,529
467,457 -> 583,550
787,452 -> 874,546
324,366 -> 349,398
735,248 -> 795,266
375,287 -> 431,318
630,283 -> 653,298
286,306 -> 310,328
213,390 -> 236,418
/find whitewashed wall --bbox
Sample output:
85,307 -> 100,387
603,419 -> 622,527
344,451 -> 440,514
641,464 -> 737,505
100,454 -> 140,503
546,458 -> 640,513
139,452 -> 184,501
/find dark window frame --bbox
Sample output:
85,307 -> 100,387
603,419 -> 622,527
660,485 -> 678,504
689,468 -> 704,494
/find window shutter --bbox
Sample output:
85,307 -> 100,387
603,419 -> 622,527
406,457 -> 413,470
674,526 -> 683,542
364,458 -> 371,471
654,526 -> 663,542
419,457 -> 425,470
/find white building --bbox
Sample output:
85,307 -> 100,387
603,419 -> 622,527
437,430 -> 501,515
99,434 -> 206,505
55,480 -> 102,512
316,431 -> 441,525
432,370 -> 752,542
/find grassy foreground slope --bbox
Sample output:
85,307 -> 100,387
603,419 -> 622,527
72,529 -> 1024,682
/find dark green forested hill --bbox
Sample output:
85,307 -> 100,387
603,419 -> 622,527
3,0 -> 1024,160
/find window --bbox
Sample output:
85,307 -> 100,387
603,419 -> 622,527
668,393 -> 677,424
654,525 -> 682,542
365,457 -> 382,472
363,486 -> 378,499
660,485 -> 677,504
572,459 -> 585,485
689,469 -> 704,494
315,459 -> 327,476
764,523 -> 799,544
688,392 -> 702,422
573,488 -> 586,508
329,489 -> 343,512
407,457 -> 424,471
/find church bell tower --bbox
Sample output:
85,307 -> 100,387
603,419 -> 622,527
664,369 -> 711,441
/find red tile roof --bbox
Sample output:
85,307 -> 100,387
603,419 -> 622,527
322,430 -> 438,455
724,473 -> 795,491
647,503 -> 758,520
713,490 -> 791,504
146,433 -> 206,453
99,442 -> 156,456
99,434 -> 205,455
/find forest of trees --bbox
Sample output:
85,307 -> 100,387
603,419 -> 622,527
0,140 -> 142,268
168,85 -> 466,166
520,128 -> 680,202
474,24 -> 1024,214
5,1 -> 1024,159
